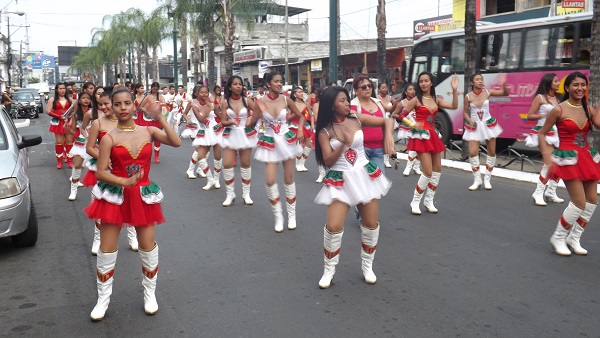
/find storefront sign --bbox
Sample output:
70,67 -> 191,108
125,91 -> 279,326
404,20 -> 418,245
258,61 -> 271,78
561,0 -> 585,8
311,59 -> 322,72
413,15 -> 453,40
234,49 -> 262,63
556,3 -> 585,14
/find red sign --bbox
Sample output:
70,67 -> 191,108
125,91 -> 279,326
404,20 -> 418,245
561,0 -> 585,8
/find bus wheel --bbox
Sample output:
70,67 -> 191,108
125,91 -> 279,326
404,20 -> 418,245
435,111 -> 452,145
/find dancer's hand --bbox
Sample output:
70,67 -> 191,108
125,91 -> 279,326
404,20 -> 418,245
142,100 -> 164,121
121,168 -> 144,187
451,74 -> 459,91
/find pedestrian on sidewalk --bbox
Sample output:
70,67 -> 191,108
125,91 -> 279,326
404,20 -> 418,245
539,71 -> 600,256
314,86 -> 394,288
84,88 -> 181,321
524,73 -> 564,206
399,72 -> 458,215
462,73 -> 509,191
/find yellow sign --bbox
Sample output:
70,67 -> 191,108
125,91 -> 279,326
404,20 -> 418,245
556,4 -> 584,14
311,59 -> 322,72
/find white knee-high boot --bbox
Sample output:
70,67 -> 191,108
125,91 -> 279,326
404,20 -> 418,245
195,151 -> 207,177
222,168 -> 236,206
319,226 -> 343,289
199,158 -> 216,191
550,202 -> 584,256
566,202 -> 596,255
360,224 -> 379,284
403,151 -> 416,176
241,167 -> 253,205
468,157 -> 482,191
186,151 -> 198,179
316,165 -> 326,183
213,159 -> 222,189
91,220 -> 101,256
483,156 -> 496,190
413,157 -> 422,175
424,172 -> 441,213
545,179 -> 565,203
69,168 -> 82,201
90,249 -> 118,321
285,183 -> 297,230
139,243 -> 159,315
532,164 -> 549,206
411,174 -> 429,215
127,225 -> 138,251
266,184 -> 284,232
300,146 -> 311,171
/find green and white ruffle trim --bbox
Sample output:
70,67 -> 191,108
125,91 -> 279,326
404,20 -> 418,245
92,182 -> 124,205
140,182 -> 164,204
551,149 -> 577,166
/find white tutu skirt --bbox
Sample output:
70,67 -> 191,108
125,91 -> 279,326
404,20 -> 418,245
315,161 -> 392,206
192,125 -> 220,147
397,124 -> 412,140
524,125 -> 559,148
69,137 -> 91,159
462,117 -> 503,142
180,123 -> 199,139
254,131 -> 302,163
221,126 -> 258,150
86,158 -> 97,171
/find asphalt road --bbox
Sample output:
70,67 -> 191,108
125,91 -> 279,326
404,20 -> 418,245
1,114 -> 599,337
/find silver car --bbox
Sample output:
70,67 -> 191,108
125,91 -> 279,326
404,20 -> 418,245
0,108 -> 42,246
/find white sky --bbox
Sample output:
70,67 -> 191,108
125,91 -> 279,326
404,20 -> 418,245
2,0 -> 454,57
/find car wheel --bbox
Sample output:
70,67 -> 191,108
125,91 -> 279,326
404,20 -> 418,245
11,200 -> 38,247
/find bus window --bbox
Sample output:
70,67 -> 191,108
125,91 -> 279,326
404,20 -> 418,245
431,56 -> 439,77
547,25 -> 574,66
480,32 -> 510,70
524,28 -> 550,68
507,31 -> 522,69
440,39 -> 452,73
411,55 -> 428,81
577,22 -> 591,65
451,38 -> 465,72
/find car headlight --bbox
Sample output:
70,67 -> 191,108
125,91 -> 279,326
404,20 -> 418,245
0,178 -> 22,199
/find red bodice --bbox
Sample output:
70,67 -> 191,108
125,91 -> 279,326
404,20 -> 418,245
414,105 -> 438,131
556,118 -> 591,151
110,142 -> 152,186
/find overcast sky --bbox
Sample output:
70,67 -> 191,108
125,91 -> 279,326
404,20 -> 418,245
2,0 -> 453,57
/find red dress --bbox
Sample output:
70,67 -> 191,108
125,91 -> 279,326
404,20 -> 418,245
81,121 -> 109,187
407,105 -> 446,153
548,118 -> 600,181
288,108 -> 313,139
84,140 -> 165,226
48,100 -> 71,134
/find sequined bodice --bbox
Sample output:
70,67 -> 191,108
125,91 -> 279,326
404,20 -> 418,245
110,142 -> 152,186
329,130 -> 369,171
556,118 -> 590,150
414,105 -> 438,130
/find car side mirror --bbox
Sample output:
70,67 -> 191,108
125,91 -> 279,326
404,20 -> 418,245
18,134 -> 42,149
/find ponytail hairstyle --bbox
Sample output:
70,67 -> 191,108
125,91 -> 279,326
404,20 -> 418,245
469,73 -> 483,91
415,71 -> 436,104
52,82 -> 71,110
193,85 -> 207,100
292,86 -> 305,102
562,71 -> 591,129
75,91 -> 92,122
91,86 -> 105,121
401,82 -> 415,100
315,86 -> 351,166
535,73 -> 561,103
133,83 -> 144,96
264,71 -> 284,93
224,75 -> 248,110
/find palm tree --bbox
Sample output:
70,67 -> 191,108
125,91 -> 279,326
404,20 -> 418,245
376,0 -> 386,87
141,11 -> 171,85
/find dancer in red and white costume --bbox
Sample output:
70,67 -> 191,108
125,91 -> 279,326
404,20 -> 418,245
377,83 -> 397,168
138,82 -> 166,163
398,72 -> 458,215
84,89 -> 139,255
133,83 -> 145,123
393,83 -> 422,176
250,72 -> 304,232
314,86 -> 394,288
288,87 -> 314,172
85,88 -> 181,321
218,76 -> 260,207
539,72 -> 600,256
462,73 -> 509,191
47,82 -> 74,169
67,91 -> 92,201
183,85 -> 223,190
525,74 -> 564,206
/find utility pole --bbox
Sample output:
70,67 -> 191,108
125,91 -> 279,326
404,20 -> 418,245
329,0 -> 338,84
284,0 -> 289,85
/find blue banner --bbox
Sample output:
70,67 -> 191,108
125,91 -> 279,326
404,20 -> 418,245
25,55 -> 56,70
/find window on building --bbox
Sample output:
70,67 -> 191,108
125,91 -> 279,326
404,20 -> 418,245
486,0 -> 516,15
577,22 -> 591,65
527,0 -> 550,7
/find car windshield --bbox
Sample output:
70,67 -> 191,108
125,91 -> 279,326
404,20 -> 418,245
14,93 -> 33,101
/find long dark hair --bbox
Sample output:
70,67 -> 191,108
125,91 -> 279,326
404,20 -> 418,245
264,72 -> 283,91
133,83 -> 144,96
74,92 -> 92,122
315,86 -> 351,166
292,87 -> 304,102
52,82 -> 71,110
562,71 -> 591,129
224,75 -> 247,109
535,73 -> 561,103
192,85 -> 207,100
150,82 -> 160,101
401,82 -> 415,100
415,71 -> 437,104
469,73 -> 483,90
91,86 -> 104,121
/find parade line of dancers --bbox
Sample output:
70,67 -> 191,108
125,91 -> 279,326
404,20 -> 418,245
46,71 -> 600,321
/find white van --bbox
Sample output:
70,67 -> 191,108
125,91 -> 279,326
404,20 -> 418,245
343,78 -> 379,100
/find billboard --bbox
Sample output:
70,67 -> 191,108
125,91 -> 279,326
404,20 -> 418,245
413,15 -> 453,40
25,55 -> 56,70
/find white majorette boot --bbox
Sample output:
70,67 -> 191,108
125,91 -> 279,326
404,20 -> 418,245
90,249 -> 117,321
295,154 -> 303,172
483,156 -> 496,190
413,158 -> 422,175
186,151 -> 198,179
139,243 -> 159,315
361,224 -> 379,284
196,151 -> 208,178
222,168 -> 236,206
319,226 -> 343,289
241,167 -> 253,205
468,156 -> 482,191
424,172 -> 441,213
266,183 -> 284,232
213,159 -> 222,189
532,165 -> 549,206
285,183 -> 297,230
127,225 -> 139,251
91,220 -> 101,256
411,174 -> 429,215
403,151 -> 416,176
199,158 -> 216,191
301,146 -> 311,172
550,202 -> 584,256
316,165 -> 326,183
545,179 -> 565,203
566,202 -> 596,255
69,168 -> 82,201
383,154 -> 392,168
